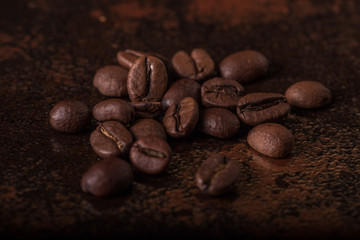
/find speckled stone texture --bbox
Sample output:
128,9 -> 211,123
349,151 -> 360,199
1,0 -> 360,239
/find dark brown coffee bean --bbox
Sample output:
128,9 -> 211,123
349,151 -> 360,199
93,65 -> 128,97
219,50 -> 269,84
236,92 -> 290,126
90,121 -> 133,158
247,123 -> 294,158
92,99 -> 134,127
198,108 -> 240,139
162,78 -> 201,110
130,118 -> 167,140
116,49 -> 146,69
127,56 -> 168,102
171,48 -> 215,81
49,100 -> 91,133
81,158 -> 133,197
195,154 -> 240,196
163,97 -> 199,138
129,136 -> 172,175
129,101 -> 163,119
285,81 -> 331,109
201,77 -> 245,109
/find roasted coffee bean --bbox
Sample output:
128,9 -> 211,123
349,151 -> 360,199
93,65 -> 128,97
285,81 -> 331,109
130,118 -> 167,140
198,108 -> 240,138
127,56 -> 168,102
90,121 -> 133,158
195,153 -> 240,196
172,48 -> 215,81
92,99 -> 134,127
81,158 -> 133,197
49,100 -> 91,133
129,101 -> 163,119
247,123 -> 294,158
236,92 -> 290,126
129,136 -> 172,175
201,77 -> 245,109
162,78 -> 201,110
163,97 -> 199,138
219,50 -> 269,84
116,49 -> 146,69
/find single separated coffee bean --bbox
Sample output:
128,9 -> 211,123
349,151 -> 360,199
92,99 -> 134,127
129,136 -> 172,175
195,154 -> 240,196
219,50 -> 269,84
247,123 -> 294,158
93,65 -> 128,97
198,108 -> 240,139
90,121 -> 133,158
163,97 -> 199,138
81,158 -> 133,197
285,81 -> 331,109
236,92 -> 290,126
117,49 -> 146,69
129,101 -> 163,119
162,78 -> 201,109
49,99 -> 91,133
130,118 -> 167,140
127,56 -> 168,102
201,77 -> 245,109
171,48 -> 215,81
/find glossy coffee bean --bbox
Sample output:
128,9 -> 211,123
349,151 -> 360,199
172,48 -> 215,81
163,97 -> 199,138
127,56 -> 168,102
285,81 -> 331,109
129,101 -> 163,119
162,78 -> 201,110
195,154 -> 240,196
93,65 -> 128,97
219,50 -> 269,84
201,77 -> 245,109
117,49 -> 146,69
198,108 -> 240,139
92,99 -> 135,127
247,123 -> 294,158
236,92 -> 290,126
130,118 -> 167,140
81,158 -> 133,197
129,136 -> 172,175
49,100 -> 91,133
90,121 -> 133,158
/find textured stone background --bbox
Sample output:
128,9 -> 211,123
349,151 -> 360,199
1,0 -> 360,239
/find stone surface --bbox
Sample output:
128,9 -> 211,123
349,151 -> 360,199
1,0 -> 360,239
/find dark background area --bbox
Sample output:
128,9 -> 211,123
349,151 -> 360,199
1,0 -> 360,239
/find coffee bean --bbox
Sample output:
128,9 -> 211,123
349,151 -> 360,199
129,136 -> 172,175
195,153 -> 240,196
285,81 -> 331,109
172,48 -> 215,81
198,108 -> 240,138
247,123 -> 294,158
236,92 -> 290,126
92,99 -> 135,127
93,65 -> 128,97
81,158 -> 133,197
130,118 -> 167,140
219,50 -> 269,84
201,77 -> 245,109
127,56 -> 168,102
163,97 -> 199,138
162,78 -> 201,110
90,121 -> 133,158
49,100 -> 91,133
129,101 -> 163,119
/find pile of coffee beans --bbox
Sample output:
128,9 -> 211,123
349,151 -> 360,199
49,48 -> 332,197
